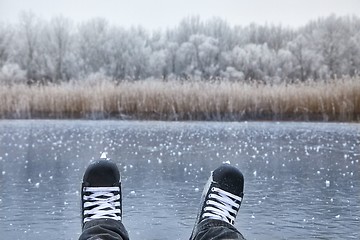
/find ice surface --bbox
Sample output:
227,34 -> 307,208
0,120 -> 359,240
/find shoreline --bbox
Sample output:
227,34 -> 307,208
0,79 -> 359,122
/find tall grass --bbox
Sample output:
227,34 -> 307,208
0,78 -> 359,121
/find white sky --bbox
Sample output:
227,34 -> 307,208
1,0 -> 360,29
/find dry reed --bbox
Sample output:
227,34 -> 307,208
0,78 -> 359,121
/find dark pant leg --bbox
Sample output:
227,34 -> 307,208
191,219 -> 246,240
79,219 -> 129,240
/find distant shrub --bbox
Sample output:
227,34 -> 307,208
0,64 -> 27,85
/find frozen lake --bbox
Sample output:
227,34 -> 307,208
0,120 -> 359,240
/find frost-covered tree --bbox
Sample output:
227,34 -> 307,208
42,16 -> 73,82
176,41 -> 194,78
188,34 -> 220,78
176,16 -> 204,43
204,17 -> 236,51
197,35 -> 220,78
223,44 -> 276,81
165,42 -> 179,77
275,49 -> 294,83
0,63 -> 26,85
16,11 -> 43,82
341,17 -> 360,77
344,32 -> 360,76
310,15 -> 349,78
1,13 -> 360,83
242,24 -> 294,51
287,34 -> 320,81
149,49 -> 168,79
76,18 -> 110,75
0,23 -> 13,68
126,27 -> 151,80
105,27 -> 128,80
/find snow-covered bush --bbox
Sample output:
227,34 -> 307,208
0,63 -> 27,85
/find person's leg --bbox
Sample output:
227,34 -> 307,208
80,219 -> 128,240
190,164 -> 246,240
79,155 -> 129,240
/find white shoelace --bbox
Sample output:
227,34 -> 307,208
83,186 -> 121,223
202,187 -> 242,225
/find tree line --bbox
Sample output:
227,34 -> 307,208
0,12 -> 359,84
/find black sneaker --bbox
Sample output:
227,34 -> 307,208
191,164 -> 244,236
81,153 -> 122,228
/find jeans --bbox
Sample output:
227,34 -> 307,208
79,219 -> 246,240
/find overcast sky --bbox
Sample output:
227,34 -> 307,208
1,0 -> 360,29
